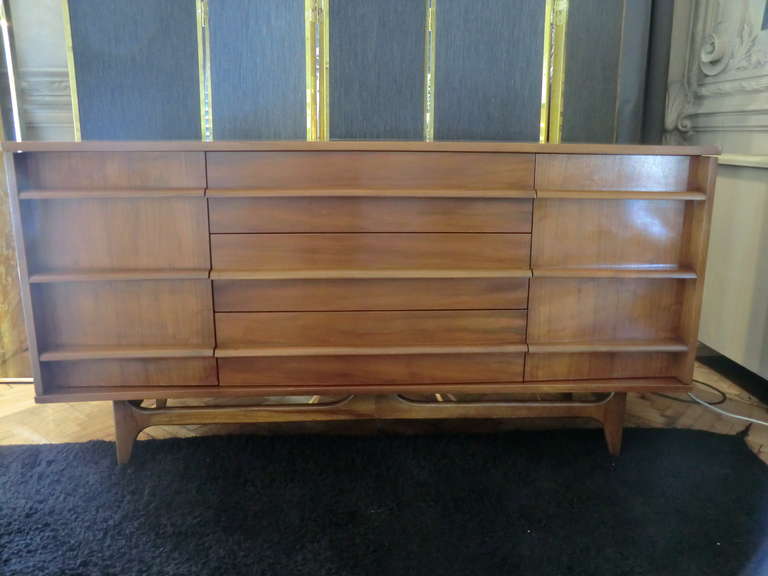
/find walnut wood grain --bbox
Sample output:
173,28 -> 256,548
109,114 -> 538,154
211,233 -> 531,275
37,378 -> 690,403
218,353 -> 525,386
3,143 -> 716,429
14,151 -> 205,191
3,141 -> 719,155
32,280 -> 214,354
525,352 -> 681,381
41,358 -> 217,389
207,151 -> 535,190
676,156 -> 719,382
22,197 -> 210,275
213,278 -> 529,312
527,278 -> 685,344
208,197 -> 533,233
535,154 -> 692,191
216,310 -> 526,351
532,199 -> 687,269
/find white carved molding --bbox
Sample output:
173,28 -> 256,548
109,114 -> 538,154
664,0 -> 768,144
17,68 -> 72,129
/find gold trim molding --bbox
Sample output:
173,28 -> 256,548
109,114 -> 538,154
547,0 -> 568,144
196,0 -> 213,142
305,0 -> 329,141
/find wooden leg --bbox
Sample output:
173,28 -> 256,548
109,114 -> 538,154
113,401 -> 143,464
602,393 -> 627,456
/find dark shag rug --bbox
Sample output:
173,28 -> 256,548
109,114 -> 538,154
2,429 -> 768,576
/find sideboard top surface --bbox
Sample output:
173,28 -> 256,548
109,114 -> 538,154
1,140 -> 720,156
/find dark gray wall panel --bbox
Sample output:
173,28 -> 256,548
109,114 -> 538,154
615,0 -> 651,143
330,0 -> 424,140
69,0 -> 200,140
642,0 -> 674,144
435,0 -> 545,141
561,0 -> 622,143
210,0 -> 305,140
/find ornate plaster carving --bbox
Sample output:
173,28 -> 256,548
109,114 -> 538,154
665,0 -> 768,143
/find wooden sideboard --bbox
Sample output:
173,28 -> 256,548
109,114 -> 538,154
3,141 -> 718,462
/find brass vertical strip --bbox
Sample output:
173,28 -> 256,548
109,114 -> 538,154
422,0 -> 436,142
196,0 -> 213,141
547,0 -> 568,143
61,0 -> 81,141
305,0 -> 318,140
319,0 -> 329,141
305,0 -> 329,141
539,0 -> 553,143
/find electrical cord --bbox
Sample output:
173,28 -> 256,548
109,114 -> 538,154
653,379 -> 727,405
687,392 -> 768,427
653,378 -> 768,427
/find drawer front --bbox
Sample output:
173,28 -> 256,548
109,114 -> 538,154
218,353 -> 525,386
209,197 -> 533,233
211,233 -> 531,274
22,197 -> 210,274
16,151 -> 205,191
207,151 -> 534,190
41,358 -> 218,390
215,310 -> 527,351
532,199 -> 686,269
32,280 -> 214,352
213,277 -> 529,312
527,278 -> 684,344
524,352 -> 680,381
535,154 -> 691,192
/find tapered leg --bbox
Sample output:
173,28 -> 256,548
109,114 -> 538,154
113,401 -> 142,464
602,393 -> 627,456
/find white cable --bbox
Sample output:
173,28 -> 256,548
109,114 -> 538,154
688,392 -> 768,427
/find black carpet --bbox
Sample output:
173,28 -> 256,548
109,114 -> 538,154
2,429 -> 768,576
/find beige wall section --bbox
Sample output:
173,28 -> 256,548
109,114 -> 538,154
666,0 -> 768,378
700,166 -> 768,377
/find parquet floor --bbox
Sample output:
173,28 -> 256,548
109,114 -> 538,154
1,362 -> 767,464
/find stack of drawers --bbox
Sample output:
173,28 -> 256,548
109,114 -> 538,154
7,143 -> 716,401
207,151 -> 535,390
